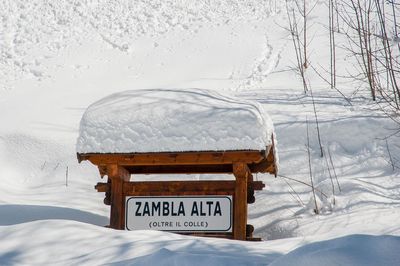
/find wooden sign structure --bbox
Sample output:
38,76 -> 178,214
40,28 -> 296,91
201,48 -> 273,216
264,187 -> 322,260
77,137 -> 277,241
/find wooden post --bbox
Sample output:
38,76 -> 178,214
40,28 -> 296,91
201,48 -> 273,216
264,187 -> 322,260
107,164 -> 130,229
233,162 -> 250,240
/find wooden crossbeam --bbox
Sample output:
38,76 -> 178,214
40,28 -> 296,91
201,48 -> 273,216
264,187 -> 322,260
125,164 -> 233,174
123,180 -> 235,194
95,180 -> 265,194
94,182 -> 109,192
78,150 -> 265,166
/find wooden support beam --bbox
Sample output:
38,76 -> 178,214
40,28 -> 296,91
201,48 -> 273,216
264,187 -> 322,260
79,151 -> 265,166
125,164 -> 233,174
95,180 -> 264,194
123,180 -> 234,194
107,164 -> 131,182
233,162 -> 250,240
94,182 -> 109,192
179,232 -> 261,241
247,169 -> 255,204
104,178 -> 111,205
98,165 -> 107,178
249,136 -> 277,176
107,164 -> 130,230
252,181 -> 265,191
246,224 -> 254,238
180,232 -> 233,239
78,144 -> 278,175
123,164 -> 273,175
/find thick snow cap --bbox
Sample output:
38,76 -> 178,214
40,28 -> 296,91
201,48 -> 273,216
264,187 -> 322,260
76,88 -> 275,154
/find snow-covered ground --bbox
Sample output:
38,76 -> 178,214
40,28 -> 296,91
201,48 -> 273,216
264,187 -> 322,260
1,0 -> 400,265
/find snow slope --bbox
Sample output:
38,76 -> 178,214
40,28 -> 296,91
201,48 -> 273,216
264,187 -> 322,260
1,0 -> 400,265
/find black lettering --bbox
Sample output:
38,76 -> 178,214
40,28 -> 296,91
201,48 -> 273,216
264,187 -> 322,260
206,201 -> 213,215
214,201 -> 222,216
172,202 -> 177,216
135,202 -> 142,216
191,202 -> 199,216
152,202 -> 160,216
163,202 -> 169,216
200,201 -> 206,216
143,202 -> 150,216
178,202 -> 185,216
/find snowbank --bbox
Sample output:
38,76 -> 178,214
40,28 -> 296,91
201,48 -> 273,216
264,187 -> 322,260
1,221 -> 399,266
270,234 -> 400,266
76,88 -> 274,153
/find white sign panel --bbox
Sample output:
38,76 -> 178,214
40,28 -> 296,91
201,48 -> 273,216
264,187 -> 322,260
125,196 -> 232,232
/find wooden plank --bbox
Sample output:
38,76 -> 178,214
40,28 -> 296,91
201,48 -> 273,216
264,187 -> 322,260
107,164 -> 130,230
128,191 -> 233,196
125,164 -> 233,174
78,150 -> 266,166
95,182 -> 109,192
246,237 -> 262,241
233,162 -> 249,240
249,135 -> 277,176
79,152 -> 277,175
175,233 -> 261,241
123,180 -> 236,194
104,159 -> 276,175
95,180 -> 264,194
180,232 -> 233,239
252,181 -> 265,191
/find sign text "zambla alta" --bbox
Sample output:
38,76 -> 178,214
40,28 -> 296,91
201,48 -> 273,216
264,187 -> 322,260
134,201 -> 222,216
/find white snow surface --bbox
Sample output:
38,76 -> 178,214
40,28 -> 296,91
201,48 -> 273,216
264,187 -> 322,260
1,0 -> 400,265
269,234 -> 400,266
77,88 -> 274,153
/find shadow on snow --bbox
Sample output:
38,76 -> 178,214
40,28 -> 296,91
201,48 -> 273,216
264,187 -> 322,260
0,204 -> 108,226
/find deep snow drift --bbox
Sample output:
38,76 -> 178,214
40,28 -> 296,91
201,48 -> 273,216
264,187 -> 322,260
1,0 -> 400,265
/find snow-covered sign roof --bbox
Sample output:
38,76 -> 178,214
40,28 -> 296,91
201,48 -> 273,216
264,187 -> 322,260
76,88 -> 275,154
